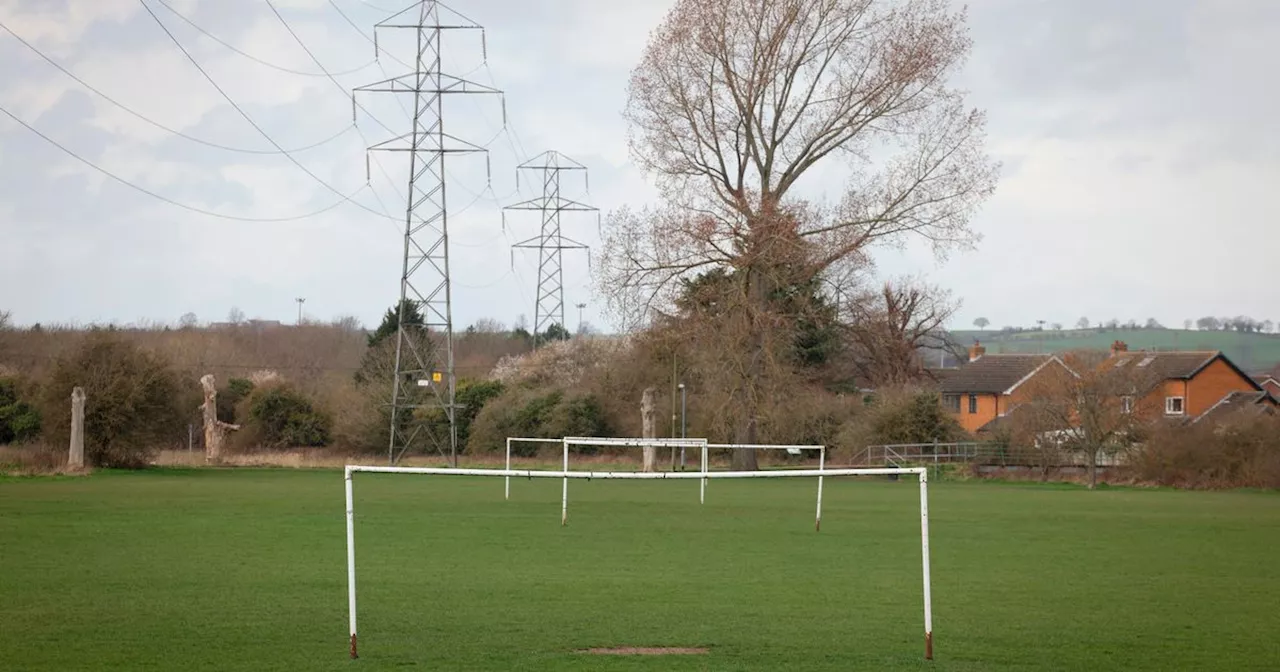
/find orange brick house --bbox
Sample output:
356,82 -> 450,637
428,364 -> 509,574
939,343 -> 1075,434
1252,374 -> 1280,398
1105,342 -> 1266,420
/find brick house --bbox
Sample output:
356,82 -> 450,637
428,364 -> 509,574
938,342 -> 1075,434
1105,342 -> 1265,420
1252,374 -> 1280,398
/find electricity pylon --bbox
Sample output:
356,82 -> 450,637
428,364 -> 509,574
354,1 -> 503,466
503,151 -> 597,347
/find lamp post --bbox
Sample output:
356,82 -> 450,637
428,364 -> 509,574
296,297 -> 306,325
678,383 -> 687,469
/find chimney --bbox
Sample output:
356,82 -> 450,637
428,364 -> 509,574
1111,340 -> 1128,357
969,340 -> 986,362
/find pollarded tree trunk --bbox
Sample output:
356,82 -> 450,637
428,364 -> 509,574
641,387 -> 657,472
68,387 -> 86,469
200,374 -> 240,463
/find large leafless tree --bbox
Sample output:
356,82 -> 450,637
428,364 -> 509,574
599,0 -> 999,467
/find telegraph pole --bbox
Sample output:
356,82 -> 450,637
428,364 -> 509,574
503,151 -> 596,348
354,1 -> 503,466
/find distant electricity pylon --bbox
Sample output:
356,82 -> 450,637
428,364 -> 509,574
503,151 -> 597,348
353,1 -> 504,467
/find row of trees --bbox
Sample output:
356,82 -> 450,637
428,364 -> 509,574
971,316 -> 1278,333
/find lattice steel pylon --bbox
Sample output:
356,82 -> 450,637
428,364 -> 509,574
503,151 -> 597,347
353,1 -> 503,466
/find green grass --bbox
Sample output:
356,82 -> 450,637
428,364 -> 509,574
2,469 -> 1278,670
949,328 -> 1280,371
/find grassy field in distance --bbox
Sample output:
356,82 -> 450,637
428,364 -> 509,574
2,469 -> 1278,671
948,328 -> 1280,372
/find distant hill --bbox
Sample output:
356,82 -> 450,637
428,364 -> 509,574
945,328 -> 1280,373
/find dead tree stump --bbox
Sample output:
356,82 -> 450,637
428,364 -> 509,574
641,387 -> 657,472
68,387 -> 85,469
201,374 -> 240,462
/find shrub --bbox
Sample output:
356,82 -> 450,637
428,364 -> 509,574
0,377 -> 41,444
1132,415 -> 1280,489
39,332 -> 189,468
242,384 -> 333,449
867,389 -> 963,445
467,387 -> 611,456
455,379 -> 505,449
834,387 -> 963,459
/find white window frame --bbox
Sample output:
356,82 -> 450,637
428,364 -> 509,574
1165,396 -> 1185,415
1121,396 -> 1134,414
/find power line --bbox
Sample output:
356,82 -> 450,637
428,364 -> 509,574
154,0 -> 377,78
0,18 -> 355,156
139,0 -> 397,222
265,0 -> 401,140
0,103 -> 368,223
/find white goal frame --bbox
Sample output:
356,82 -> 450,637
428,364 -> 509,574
342,464 -> 935,662
704,443 -> 827,529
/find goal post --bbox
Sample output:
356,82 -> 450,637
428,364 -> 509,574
503,438 -> 563,500
342,464 -> 935,662
560,436 -> 710,524
705,443 -> 826,530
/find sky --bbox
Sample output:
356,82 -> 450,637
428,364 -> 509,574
0,0 -> 1277,333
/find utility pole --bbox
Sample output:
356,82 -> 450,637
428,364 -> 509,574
354,1 -> 503,467
295,297 -> 305,325
575,302 -> 586,337
503,151 -> 597,348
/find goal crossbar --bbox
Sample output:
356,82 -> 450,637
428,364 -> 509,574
342,465 -> 934,662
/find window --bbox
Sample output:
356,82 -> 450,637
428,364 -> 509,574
968,394 -> 978,414
943,395 -> 961,413
1121,396 -> 1134,414
1165,396 -> 1184,415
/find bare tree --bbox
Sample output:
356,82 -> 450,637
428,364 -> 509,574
0,310 -> 11,330
599,0 -> 997,467
179,312 -> 199,329
1076,317 -> 1089,330
1015,351 -> 1163,490
846,278 -> 956,386
227,307 -> 246,325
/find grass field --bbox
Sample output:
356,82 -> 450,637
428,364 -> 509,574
2,469 -> 1278,671
948,328 -> 1280,372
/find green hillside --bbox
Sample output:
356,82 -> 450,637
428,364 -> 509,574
946,329 -> 1280,373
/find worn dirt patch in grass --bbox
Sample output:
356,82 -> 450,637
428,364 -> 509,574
578,647 -> 709,655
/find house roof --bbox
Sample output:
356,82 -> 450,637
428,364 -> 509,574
1253,374 -> 1280,386
1190,391 -> 1278,425
939,354 -> 1061,395
1106,351 -> 1262,393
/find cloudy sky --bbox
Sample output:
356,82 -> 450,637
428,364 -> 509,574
0,0 -> 1276,333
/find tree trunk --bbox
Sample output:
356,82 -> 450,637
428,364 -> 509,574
201,374 -> 240,463
1087,445 -> 1098,490
731,415 -> 759,470
68,387 -> 85,469
731,264 -> 768,471
641,387 -> 657,472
